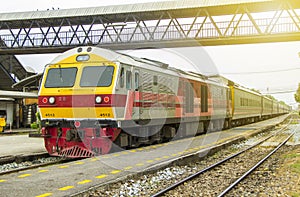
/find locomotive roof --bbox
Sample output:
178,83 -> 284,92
118,49 -> 228,87
50,46 -> 227,87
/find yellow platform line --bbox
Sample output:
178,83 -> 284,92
74,162 -> 85,165
58,165 -> 69,169
90,158 -> 99,162
123,166 -> 133,170
77,180 -> 92,185
110,170 -> 121,174
58,186 -> 74,191
0,179 -> 7,183
38,170 -> 49,173
35,193 -> 53,197
96,174 -> 108,179
18,174 -> 31,178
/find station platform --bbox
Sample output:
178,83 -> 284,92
0,114 -> 291,197
0,127 -> 45,157
0,128 -> 37,135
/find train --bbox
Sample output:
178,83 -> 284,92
38,46 -> 291,158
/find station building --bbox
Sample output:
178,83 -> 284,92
0,59 -> 41,129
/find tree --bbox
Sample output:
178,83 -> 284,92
294,83 -> 300,103
265,94 -> 276,100
250,88 -> 260,93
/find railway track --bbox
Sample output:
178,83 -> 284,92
0,153 -> 74,176
217,129 -> 296,196
151,117 -> 298,197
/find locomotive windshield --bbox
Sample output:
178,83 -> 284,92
44,67 -> 77,88
80,66 -> 114,87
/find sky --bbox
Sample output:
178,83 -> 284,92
1,0 -> 300,108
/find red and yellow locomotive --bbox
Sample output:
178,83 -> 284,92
38,46 -> 290,158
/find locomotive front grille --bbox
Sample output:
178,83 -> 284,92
58,145 -> 94,157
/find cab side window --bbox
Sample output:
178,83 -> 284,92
119,67 -> 125,88
126,70 -> 132,90
135,72 -> 139,90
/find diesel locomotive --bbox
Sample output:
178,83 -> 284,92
38,46 -> 290,158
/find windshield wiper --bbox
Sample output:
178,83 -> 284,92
58,64 -> 63,82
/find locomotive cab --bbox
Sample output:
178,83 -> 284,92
40,63 -> 117,119
38,47 -> 121,157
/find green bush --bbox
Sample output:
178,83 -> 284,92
30,122 -> 38,129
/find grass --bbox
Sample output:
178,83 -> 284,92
290,161 -> 300,173
291,193 -> 300,197
282,151 -> 300,173
283,153 -> 300,159
283,148 -> 300,197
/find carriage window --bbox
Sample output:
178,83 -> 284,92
135,72 -> 139,90
126,71 -> 132,90
153,76 -> 158,86
119,67 -> 125,88
80,66 -> 114,87
45,67 -> 77,88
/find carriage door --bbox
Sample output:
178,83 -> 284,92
185,81 -> 194,114
201,85 -> 208,113
133,70 -> 140,119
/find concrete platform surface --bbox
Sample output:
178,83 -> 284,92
0,135 -> 45,157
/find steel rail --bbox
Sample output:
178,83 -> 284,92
217,125 -> 298,197
151,120 -> 292,197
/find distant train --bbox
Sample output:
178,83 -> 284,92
38,47 -> 291,158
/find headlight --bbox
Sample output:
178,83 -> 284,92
49,97 -> 55,104
95,96 -> 102,104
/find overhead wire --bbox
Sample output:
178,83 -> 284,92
261,90 -> 296,94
